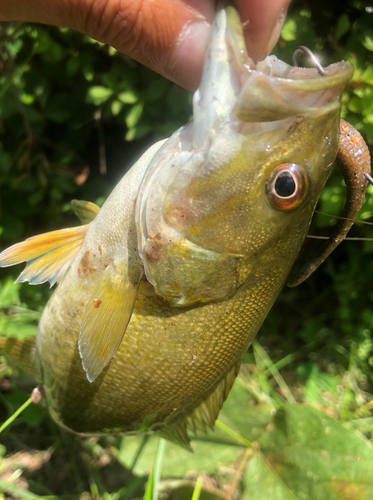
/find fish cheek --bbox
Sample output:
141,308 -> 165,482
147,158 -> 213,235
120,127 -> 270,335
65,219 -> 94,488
141,235 -> 242,307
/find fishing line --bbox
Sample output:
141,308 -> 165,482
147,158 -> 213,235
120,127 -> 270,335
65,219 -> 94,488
307,210 -> 373,241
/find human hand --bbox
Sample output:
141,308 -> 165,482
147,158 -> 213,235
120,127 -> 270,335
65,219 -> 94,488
0,0 -> 291,90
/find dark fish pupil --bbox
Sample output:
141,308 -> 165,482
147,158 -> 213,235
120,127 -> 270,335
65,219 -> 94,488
275,171 -> 296,197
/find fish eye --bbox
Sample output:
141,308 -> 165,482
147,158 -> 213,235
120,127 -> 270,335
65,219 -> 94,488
266,163 -> 308,210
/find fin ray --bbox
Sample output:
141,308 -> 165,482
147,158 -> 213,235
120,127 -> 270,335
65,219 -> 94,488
71,200 -> 100,224
156,422 -> 192,451
186,360 -> 241,435
78,262 -> 142,382
15,239 -> 83,286
0,225 -> 89,286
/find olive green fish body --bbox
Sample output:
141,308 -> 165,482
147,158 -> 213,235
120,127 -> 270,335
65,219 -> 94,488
0,4 -> 362,447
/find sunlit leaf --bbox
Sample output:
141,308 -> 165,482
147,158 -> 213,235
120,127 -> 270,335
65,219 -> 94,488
87,85 -> 113,105
248,405 -> 373,500
125,102 -> 144,129
281,19 -> 297,42
118,91 -> 138,104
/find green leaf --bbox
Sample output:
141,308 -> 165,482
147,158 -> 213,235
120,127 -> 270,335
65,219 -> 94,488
118,91 -> 138,104
117,433 -> 240,477
111,99 -> 123,116
20,93 -> 35,105
362,34 -> 373,51
335,14 -> 351,40
281,19 -> 297,42
244,453 -> 299,499
125,102 -> 144,129
247,405 -> 373,500
87,86 -> 113,105
0,278 -> 21,308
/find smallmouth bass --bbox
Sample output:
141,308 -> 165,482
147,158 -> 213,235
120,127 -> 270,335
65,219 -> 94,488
0,3 -> 370,449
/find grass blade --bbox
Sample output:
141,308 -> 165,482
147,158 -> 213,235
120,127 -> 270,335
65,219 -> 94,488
215,420 -> 252,447
143,469 -> 154,500
253,341 -> 296,404
0,396 -> 33,433
0,477 -> 39,499
143,437 -> 166,500
191,476 -> 203,500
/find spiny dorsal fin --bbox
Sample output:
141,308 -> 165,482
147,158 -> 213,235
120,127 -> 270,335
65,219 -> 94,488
78,261 -> 142,382
186,360 -> 241,434
0,225 -> 89,287
71,200 -> 100,224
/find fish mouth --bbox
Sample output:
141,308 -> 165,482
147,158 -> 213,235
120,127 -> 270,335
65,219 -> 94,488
222,4 -> 354,122
193,3 -> 354,142
235,56 -> 354,122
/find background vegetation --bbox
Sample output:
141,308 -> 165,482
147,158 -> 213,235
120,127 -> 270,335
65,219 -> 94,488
1,0 -> 373,498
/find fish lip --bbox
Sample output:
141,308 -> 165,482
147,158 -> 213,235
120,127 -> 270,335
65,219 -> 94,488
257,56 -> 354,91
235,57 -> 354,123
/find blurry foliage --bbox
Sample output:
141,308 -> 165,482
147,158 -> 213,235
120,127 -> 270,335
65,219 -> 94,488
1,0 -> 373,499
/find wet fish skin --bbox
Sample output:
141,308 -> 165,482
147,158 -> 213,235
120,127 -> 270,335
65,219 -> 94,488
0,4 -> 361,448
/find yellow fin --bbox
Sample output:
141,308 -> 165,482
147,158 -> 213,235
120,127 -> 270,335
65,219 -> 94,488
0,225 -> 88,287
156,421 -> 192,451
0,336 -> 40,382
71,200 -> 100,224
78,261 -> 142,382
186,360 -> 241,434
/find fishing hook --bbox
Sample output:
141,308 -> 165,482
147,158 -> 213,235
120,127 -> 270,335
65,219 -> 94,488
292,46 -> 326,76
364,172 -> 373,185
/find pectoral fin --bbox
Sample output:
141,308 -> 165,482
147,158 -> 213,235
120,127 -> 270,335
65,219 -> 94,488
71,200 -> 100,224
78,262 -> 142,382
0,225 -> 89,287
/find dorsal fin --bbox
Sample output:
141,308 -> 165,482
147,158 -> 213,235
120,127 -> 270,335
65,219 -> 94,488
71,200 -> 100,224
0,225 -> 89,287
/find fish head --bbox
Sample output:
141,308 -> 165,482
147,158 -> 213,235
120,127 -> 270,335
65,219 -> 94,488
136,4 -> 354,306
